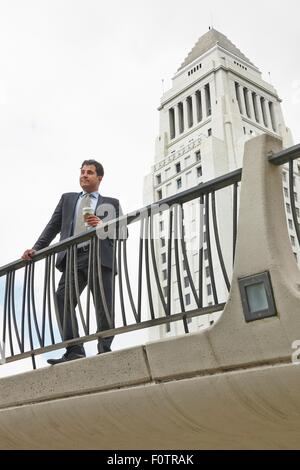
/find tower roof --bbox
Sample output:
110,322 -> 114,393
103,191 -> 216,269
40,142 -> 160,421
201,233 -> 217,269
178,28 -> 255,71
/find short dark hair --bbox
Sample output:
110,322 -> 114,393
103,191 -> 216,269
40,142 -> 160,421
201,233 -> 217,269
81,159 -> 104,177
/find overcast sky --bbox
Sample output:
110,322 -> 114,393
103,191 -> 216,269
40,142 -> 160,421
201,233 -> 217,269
0,0 -> 300,374
0,0 -> 299,266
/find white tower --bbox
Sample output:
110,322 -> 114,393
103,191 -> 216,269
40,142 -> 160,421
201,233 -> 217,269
144,28 -> 297,339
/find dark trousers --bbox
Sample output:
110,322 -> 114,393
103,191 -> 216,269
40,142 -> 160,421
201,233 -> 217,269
56,251 -> 114,354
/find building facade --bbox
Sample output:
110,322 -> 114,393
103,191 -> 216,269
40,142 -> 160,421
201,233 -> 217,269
143,28 -> 298,339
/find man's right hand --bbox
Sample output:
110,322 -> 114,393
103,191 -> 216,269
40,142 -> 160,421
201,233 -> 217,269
21,249 -> 36,261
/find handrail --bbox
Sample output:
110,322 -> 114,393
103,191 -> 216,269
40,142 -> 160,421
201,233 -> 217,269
0,168 -> 243,277
268,143 -> 300,166
0,165 -> 243,368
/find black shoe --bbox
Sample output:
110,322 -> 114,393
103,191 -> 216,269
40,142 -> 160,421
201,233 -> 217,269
47,351 -> 86,365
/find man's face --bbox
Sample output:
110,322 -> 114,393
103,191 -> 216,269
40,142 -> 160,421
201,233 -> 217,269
80,165 -> 102,192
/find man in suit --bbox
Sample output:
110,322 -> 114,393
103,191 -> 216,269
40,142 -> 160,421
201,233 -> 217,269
22,159 -> 122,364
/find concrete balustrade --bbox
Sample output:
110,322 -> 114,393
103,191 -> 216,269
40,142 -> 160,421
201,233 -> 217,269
1,134 -> 300,449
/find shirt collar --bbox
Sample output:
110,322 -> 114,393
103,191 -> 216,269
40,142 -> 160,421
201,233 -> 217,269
81,191 -> 99,199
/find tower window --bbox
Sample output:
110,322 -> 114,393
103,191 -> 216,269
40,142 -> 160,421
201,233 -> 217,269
208,128 -> 212,137
185,293 -> 191,305
157,189 -> 162,200
197,166 -> 202,177
176,178 -> 182,190
195,150 -> 201,162
176,162 -> 181,173
156,174 -> 161,185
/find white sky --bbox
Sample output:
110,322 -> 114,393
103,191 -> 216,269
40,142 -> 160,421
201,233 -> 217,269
0,0 -> 299,265
0,0 -> 300,374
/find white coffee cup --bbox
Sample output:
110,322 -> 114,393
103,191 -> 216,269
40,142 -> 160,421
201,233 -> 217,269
82,207 -> 94,227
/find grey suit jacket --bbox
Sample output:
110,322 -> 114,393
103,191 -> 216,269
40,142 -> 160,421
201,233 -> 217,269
33,192 -> 123,272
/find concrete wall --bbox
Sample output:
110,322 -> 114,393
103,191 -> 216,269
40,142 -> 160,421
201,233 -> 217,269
1,134 -> 300,449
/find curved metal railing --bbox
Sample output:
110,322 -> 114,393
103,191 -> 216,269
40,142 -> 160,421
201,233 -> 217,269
0,168 -> 242,369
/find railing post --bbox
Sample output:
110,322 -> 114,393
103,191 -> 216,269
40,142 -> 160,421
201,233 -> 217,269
206,133 -> 300,368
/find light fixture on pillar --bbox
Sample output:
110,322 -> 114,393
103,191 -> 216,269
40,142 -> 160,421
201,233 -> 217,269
238,271 -> 277,322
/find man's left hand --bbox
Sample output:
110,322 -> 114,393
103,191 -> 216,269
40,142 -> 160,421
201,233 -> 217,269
86,215 -> 102,227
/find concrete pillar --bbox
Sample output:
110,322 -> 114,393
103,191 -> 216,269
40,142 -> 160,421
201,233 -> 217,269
207,134 -> 300,372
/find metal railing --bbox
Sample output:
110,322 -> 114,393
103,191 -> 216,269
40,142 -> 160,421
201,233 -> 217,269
269,143 -> 300,250
0,168 -> 242,369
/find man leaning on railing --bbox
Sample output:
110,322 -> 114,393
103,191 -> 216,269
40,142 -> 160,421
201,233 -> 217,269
22,159 -> 123,365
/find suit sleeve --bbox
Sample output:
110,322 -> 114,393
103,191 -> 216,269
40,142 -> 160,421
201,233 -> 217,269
32,196 -> 63,251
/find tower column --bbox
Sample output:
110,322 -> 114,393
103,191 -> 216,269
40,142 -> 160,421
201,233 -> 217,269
247,89 -> 255,121
269,102 -> 277,132
236,84 -> 246,115
202,86 -> 208,119
183,99 -> 188,131
255,94 -> 264,125
265,100 -> 273,130
195,90 -> 203,122
192,94 -> 198,126
174,104 -> 181,137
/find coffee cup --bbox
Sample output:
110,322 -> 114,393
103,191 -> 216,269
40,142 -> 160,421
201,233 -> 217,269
82,207 -> 94,226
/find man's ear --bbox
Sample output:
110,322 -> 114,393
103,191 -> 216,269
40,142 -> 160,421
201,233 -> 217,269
98,176 -> 103,184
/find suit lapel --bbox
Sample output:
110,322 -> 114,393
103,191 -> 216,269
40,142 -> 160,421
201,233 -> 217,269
68,193 -> 81,236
